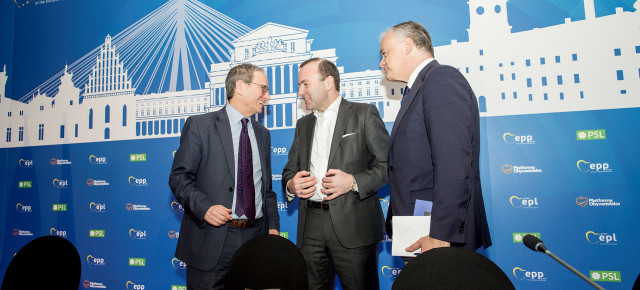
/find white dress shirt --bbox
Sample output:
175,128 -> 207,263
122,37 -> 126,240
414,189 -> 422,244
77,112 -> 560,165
407,58 -> 435,89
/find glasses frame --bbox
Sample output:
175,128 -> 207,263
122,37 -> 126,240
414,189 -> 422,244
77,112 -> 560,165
249,82 -> 270,94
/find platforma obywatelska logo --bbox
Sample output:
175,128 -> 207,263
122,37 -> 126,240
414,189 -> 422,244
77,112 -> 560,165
168,230 -> 180,239
577,129 -> 606,141
575,196 -> 621,207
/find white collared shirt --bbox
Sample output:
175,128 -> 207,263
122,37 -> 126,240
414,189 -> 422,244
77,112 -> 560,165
407,58 -> 435,90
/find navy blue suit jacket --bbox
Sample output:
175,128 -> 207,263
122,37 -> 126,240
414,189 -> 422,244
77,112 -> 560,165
387,60 -> 491,250
169,107 -> 280,270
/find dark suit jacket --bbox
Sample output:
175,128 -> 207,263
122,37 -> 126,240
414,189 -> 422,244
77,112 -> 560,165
282,99 -> 389,249
169,107 -> 280,270
388,60 -> 492,250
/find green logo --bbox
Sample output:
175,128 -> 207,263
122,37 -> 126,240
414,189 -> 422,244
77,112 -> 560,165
590,270 -> 621,282
279,232 -> 289,239
171,286 -> 187,290
19,181 -> 32,188
130,153 -> 147,162
512,233 -> 540,243
89,229 -> 105,238
577,129 -> 606,140
52,204 -> 68,211
129,258 -> 146,266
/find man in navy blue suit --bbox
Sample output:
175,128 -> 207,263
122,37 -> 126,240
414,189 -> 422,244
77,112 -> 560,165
380,21 -> 491,253
169,63 -> 280,289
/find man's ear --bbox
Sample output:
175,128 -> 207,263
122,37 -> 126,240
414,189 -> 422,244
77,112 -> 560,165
402,36 -> 414,55
235,80 -> 245,96
324,75 -> 334,91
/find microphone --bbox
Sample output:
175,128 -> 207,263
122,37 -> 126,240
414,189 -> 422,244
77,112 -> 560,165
522,234 -> 604,290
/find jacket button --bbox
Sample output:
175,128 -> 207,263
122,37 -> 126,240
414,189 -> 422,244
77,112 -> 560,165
389,166 -> 394,171
228,187 -> 233,192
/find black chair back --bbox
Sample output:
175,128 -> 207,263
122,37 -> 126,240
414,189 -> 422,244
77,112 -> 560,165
2,235 -> 81,290
227,234 -> 308,290
392,247 -> 514,290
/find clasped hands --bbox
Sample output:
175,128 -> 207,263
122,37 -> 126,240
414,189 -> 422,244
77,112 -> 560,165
203,205 -> 278,235
287,169 -> 353,201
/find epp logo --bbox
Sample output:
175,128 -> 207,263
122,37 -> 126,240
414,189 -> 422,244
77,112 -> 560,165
126,281 -> 145,290
172,258 -> 187,269
129,229 -> 147,239
576,196 -> 588,207
89,202 -> 106,212
577,160 -> 612,173
501,164 -> 513,174
168,230 -> 180,239
18,159 -> 33,168
86,255 -> 105,266
89,155 -> 107,164
172,150 -> 177,158
381,266 -> 401,279
50,228 -> 67,238
510,196 -> 538,208
128,176 -> 148,186
16,203 -> 32,212
271,146 -> 288,155
277,201 -> 288,211
52,179 -> 69,188
586,231 -> 618,245
512,267 -> 545,281
503,132 -> 534,145
171,201 -> 184,212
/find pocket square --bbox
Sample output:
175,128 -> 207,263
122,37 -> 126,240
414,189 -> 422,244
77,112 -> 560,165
342,132 -> 357,138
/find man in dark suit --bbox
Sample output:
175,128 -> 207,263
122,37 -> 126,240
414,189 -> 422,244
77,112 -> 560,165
169,63 -> 280,289
379,21 -> 491,253
282,58 -> 389,289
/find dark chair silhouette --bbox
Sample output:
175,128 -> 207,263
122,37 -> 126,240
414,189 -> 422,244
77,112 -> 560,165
2,235 -> 81,290
634,272 -> 639,290
226,234 -> 308,290
392,247 -> 514,290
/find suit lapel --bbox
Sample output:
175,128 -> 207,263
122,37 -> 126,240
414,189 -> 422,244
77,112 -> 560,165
302,115 -> 316,171
389,60 -> 439,144
216,107 -> 236,182
327,100 -> 352,167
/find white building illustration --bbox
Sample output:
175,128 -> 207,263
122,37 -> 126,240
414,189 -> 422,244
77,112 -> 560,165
1,0 -> 638,147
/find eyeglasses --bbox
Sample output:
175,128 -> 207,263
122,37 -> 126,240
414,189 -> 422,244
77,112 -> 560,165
249,82 -> 270,94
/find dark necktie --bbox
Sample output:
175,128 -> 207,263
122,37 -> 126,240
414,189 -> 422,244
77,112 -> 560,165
402,85 -> 410,104
236,118 -> 255,221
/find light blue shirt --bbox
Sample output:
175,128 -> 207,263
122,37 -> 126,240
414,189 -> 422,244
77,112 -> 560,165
226,104 -> 263,219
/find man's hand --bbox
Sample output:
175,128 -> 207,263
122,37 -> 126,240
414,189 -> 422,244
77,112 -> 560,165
204,205 -> 232,227
269,229 -> 280,235
406,235 -> 451,254
287,171 -> 317,199
321,169 -> 353,201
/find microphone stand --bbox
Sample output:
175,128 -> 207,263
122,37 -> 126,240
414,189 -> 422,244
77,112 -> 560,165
541,248 -> 605,290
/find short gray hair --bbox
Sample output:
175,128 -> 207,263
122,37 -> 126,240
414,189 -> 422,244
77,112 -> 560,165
225,63 -> 265,100
389,21 -> 434,56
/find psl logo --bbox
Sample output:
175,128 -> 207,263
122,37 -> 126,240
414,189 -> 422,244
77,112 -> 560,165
577,160 -> 612,173
16,203 -> 32,212
18,159 -> 33,168
128,176 -> 148,186
510,196 -> 539,208
89,202 -> 106,212
512,267 -> 546,281
126,281 -> 145,290
168,230 -> 180,239
381,266 -> 401,279
577,129 -> 606,141
86,255 -> 105,266
590,271 -> 621,282
586,231 -> 618,245
89,155 -> 107,164
503,132 -> 535,145
52,179 -> 69,188
171,201 -> 184,212
129,229 -> 147,239
501,164 -> 513,174
50,228 -> 67,238
172,258 -> 187,269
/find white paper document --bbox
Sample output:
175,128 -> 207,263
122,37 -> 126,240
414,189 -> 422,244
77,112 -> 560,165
391,216 -> 431,257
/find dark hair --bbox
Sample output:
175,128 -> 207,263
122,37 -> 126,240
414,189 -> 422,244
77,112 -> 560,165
225,63 -> 265,100
299,58 -> 340,92
391,21 -> 434,56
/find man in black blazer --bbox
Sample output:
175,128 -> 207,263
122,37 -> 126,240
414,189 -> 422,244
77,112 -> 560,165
282,58 -> 389,289
169,63 -> 280,289
380,22 -> 491,253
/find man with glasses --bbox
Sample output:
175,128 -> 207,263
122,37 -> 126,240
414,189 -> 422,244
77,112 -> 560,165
282,58 -> 389,289
169,63 -> 280,289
